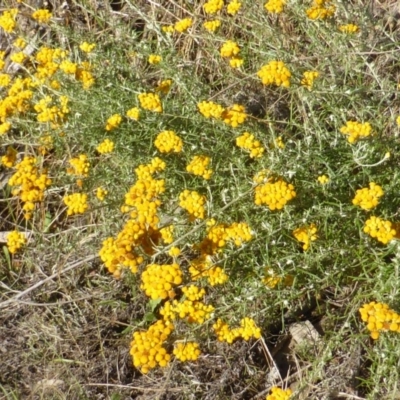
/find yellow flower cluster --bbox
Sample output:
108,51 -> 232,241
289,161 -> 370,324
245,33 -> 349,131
67,154 -> 90,177
263,267 -> 293,288
161,298 -> 215,324
79,42 -> 96,53
173,342 -> 201,362
6,230 -> 27,254
97,138 -> 115,154
0,73 -> 11,87
203,0 -> 224,14
105,113 -> 122,131
199,219 -> 253,255
1,146 -> 17,168
266,387 -> 292,400
227,0 -> 242,15
140,263 -> 183,300
236,132 -> 265,158
156,79 -> 173,94
264,0 -> 286,13
179,189 -> 206,220
63,193 -> 88,216
352,183 -> 383,210
174,18 -> 193,33
160,225 -> 174,244
301,71 -> 319,90
32,9 -> 52,23
222,104 -> 247,127
0,9 -> 18,33
99,158 -> 165,277
186,155 -> 212,179
138,92 -> 163,112
34,95 -> 70,126
13,37 -> 26,49
198,101 -> 225,119
220,40 -> 240,58
203,20 -> 221,32
213,317 -> 261,343
10,52 -> 26,64
340,121 -> 372,143
359,302 -> 400,340
189,256 -> 228,285
8,156 -> 51,219
96,187 -> 108,201
257,61 -> 291,87
363,216 -> 397,245
317,175 -> 329,184
254,176 -> 296,210
292,223 -> 318,250
339,24 -> 359,33
148,54 -> 162,64
0,77 -> 33,126
126,107 -> 140,120
182,285 -> 206,301
154,130 -> 183,153
306,0 -> 335,20
130,319 -> 174,373
59,60 -> 77,74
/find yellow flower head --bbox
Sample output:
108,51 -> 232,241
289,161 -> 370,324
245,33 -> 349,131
105,114 -> 122,131
32,9 -> 52,24
257,60 -> 291,87
97,138 -> 115,154
79,42 -> 96,53
203,0 -> 224,14
220,40 -> 240,58
154,130 -> 183,153
174,18 -> 193,33
138,92 -> 163,112
227,0 -> 242,15
203,20 -> 221,32
264,0 -> 286,14
148,54 -> 162,64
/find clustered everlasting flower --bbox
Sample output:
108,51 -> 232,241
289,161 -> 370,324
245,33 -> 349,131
34,95 -> 70,127
220,40 -> 240,58
97,138 -> 115,154
254,174 -> 296,210
174,18 -> 193,33
203,20 -> 221,32
236,132 -> 265,158
198,101 -> 225,119
67,154 -> 90,177
222,104 -> 247,127
179,189 -> 206,220
352,183 -> 383,210
227,0 -> 242,15
160,225 -> 174,244
301,71 -> 319,90
96,187 -> 108,201
363,216 -> 397,245
306,0 -> 336,20
32,9 -> 52,23
266,387 -> 293,400
359,301 -> 400,340
8,156 -> 51,219
10,52 -> 26,64
173,342 -> 201,362
105,113 -> 122,131
148,54 -> 162,64
99,158 -> 166,277
126,107 -> 140,120
138,92 -> 163,112
264,0 -> 286,14
130,319 -> 174,373
141,263 -> 183,300
198,219 -> 253,256
79,42 -> 96,53
257,61 -> 291,87
186,155 -> 213,179
6,230 -> 27,254
317,175 -> 329,184
161,296 -> 215,324
203,0 -> 224,14
339,24 -> 359,33
292,223 -> 318,250
189,255 -> 228,285
0,9 -> 18,33
213,317 -> 261,343
154,130 -> 183,153
13,37 -> 26,49
63,193 -> 89,216
340,121 -> 372,143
